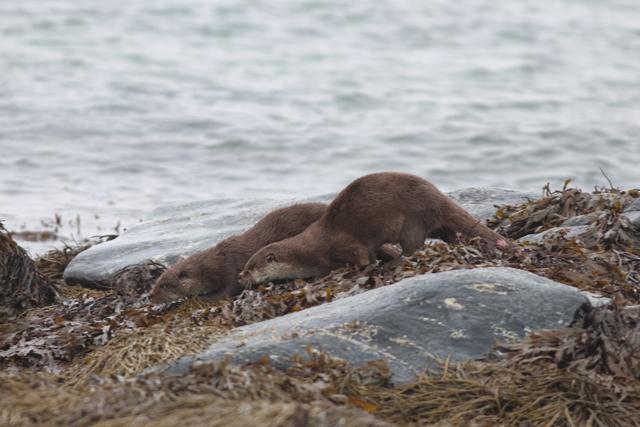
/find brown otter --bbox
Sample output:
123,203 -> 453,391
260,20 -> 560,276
239,172 -> 512,287
149,202 -> 401,303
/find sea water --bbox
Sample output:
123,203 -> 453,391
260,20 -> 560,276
1,0 -> 639,254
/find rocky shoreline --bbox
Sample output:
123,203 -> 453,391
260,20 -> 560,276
1,183 -> 640,426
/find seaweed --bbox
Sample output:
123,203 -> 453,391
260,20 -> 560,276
34,242 -> 93,283
0,252 -> 175,373
490,180 -> 638,240
0,355 -> 393,427
0,222 -> 57,319
2,309 -> 639,427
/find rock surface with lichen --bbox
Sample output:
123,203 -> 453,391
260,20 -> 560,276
151,267 -> 593,383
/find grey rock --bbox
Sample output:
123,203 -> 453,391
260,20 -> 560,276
64,188 -> 536,288
150,268 -> 592,384
623,198 -> 640,213
561,211 -> 606,227
557,201 -> 640,233
517,225 -> 590,245
447,188 -> 539,222
63,195 -> 337,287
623,211 -> 640,231
580,291 -> 610,308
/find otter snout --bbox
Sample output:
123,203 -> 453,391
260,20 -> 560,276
149,289 -> 172,304
238,270 -> 253,288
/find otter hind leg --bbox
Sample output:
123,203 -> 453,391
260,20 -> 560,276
374,244 -> 401,263
430,227 -> 458,244
382,251 -> 404,270
382,224 -> 428,270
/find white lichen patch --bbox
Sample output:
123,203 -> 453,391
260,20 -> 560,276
286,324 -> 396,360
468,282 -> 515,295
450,330 -> 469,339
339,323 -> 378,343
444,298 -> 464,311
491,325 -> 520,342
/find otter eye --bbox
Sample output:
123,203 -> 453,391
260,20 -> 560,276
266,253 -> 276,263
178,271 -> 188,279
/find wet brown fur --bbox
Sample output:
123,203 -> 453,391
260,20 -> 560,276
149,203 -> 327,303
239,173 -> 511,286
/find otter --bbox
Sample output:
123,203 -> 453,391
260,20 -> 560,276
149,202 -> 401,303
149,203 -> 327,303
239,172 -> 512,287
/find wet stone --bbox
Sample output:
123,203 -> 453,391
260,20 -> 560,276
624,198 -> 640,213
517,225 -> 590,245
447,188 -> 539,221
149,268 -> 593,384
561,211 -> 606,227
623,211 -> 640,231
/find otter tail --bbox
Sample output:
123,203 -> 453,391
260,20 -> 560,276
443,201 -> 511,247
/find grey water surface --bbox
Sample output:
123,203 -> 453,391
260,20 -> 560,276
1,0 -> 639,254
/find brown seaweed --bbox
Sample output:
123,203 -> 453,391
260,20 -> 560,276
0,222 -> 57,319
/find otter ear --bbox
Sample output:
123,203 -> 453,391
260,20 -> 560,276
178,270 -> 189,279
266,253 -> 276,263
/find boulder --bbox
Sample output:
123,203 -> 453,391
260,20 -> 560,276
624,198 -> 640,213
63,195 -> 336,287
624,211 -> 640,230
622,197 -> 640,231
517,225 -> 590,245
446,187 -> 539,221
519,198 -> 640,244
561,211 -> 605,227
64,188 -> 537,288
150,268 -> 593,384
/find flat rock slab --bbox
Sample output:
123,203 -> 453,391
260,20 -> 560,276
447,187 -> 539,220
152,268 -> 592,384
520,208 -> 640,245
63,195 -> 336,287
518,225 -> 591,244
64,188 -> 537,288
623,211 -> 640,230
624,198 -> 640,213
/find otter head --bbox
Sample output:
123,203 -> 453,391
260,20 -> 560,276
150,263 -> 200,304
149,250 -> 240,304
238,249 -> 280,288
238,241 -> 328,288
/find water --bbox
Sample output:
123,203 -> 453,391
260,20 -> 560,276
1,0 -> 639,255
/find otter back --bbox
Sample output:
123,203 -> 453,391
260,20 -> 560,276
239,172 -> 511,286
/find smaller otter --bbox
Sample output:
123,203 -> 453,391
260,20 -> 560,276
239,173 -> 512,287
149,203 -> 327,303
